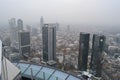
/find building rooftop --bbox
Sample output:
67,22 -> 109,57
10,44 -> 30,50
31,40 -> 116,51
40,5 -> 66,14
47,60 -> 56,65
13,62 -> 81,80
2,57 -> 20,80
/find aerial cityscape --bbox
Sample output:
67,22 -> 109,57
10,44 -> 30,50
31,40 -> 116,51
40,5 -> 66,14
0,0 -> 120,80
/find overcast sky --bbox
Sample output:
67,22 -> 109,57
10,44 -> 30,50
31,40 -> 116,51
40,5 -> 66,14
0,0 -> 120,26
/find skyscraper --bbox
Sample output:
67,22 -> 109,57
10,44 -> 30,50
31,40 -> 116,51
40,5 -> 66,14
31,28 -> 38,36
55,22 -> 59,31
40,16 -> 44,32
17,19 -> 23,31
19,32 -> 30,56
42,24 -> 56,61
26,25 -> 31,32
90,34 -> 106,77
78,33 -> 90,71
9,18 -> 18,47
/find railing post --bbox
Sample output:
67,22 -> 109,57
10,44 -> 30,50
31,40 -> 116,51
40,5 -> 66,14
31,68 -> 33,80
43,72 -> 45,80
56,77 -> 58,80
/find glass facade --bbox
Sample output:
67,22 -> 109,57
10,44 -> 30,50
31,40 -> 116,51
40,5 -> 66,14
42,26 -> 48,61
90,34 -> 106,77
42,24 -> 56,61
78,33 -> 90,71
21,46 -> 30,55
20,32 -> 30,46
14,63 -> 81,80
17,19 -> 23,31
19,32 -> 31,55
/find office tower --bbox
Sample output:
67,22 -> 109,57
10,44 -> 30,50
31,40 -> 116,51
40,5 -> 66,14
56,22 -> 59,31
26,25 -> 31,32
78,33 -> 90,71
0,41 -> 83,80
90,34 -> 106,77
9,18 -> 16,27
17,19 -> 23,31
32,28 -> 38,36
40,16 -> 44,32
9,18 -> 18,47
42,24 -> 56,61
19,32 -> 30,56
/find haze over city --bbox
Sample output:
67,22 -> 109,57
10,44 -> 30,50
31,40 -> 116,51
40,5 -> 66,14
0,0 -> 120,26
0,0 -> 120,80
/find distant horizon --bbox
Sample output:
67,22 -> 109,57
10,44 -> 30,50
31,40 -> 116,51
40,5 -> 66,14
1,20 -> 120,35
1,17 -> 120,27
0,0 -> 120,26
1,20 -> 120,28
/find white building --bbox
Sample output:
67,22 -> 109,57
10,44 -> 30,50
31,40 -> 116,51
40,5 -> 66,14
0,40 -> 21,80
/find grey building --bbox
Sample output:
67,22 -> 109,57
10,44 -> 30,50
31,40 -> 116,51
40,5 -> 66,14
9,18 -> 18,47
31,28 -> 38,36
26,25 -> 31,32
55,22 -> 59,31
40,16 -> 44,32
90,34 -> 106,77
17,19 -> 23,31
78,32 -> 90,71
42,24 -> 56,61
19,32 -> 30,56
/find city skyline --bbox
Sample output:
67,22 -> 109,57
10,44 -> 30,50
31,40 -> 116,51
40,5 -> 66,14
0,0 -> 120,80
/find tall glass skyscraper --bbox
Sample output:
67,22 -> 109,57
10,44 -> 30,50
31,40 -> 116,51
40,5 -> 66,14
17,19 -> 23,31
9,18 -> 18,47
40,16 -> 44,32
78,33 -> 90,71
19,32 -> 31,56
42,24 -> 56,61
90,34 -> 106,77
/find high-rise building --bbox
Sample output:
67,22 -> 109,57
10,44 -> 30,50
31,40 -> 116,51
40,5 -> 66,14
0,40 -> 21,80
31,28 -> 38,36
56,22 -> 59,31
9,18 -> 18,47
40,16 -> 44,32
78,33 -> 90,71
42,24 -> 56,61
19,32 -> 30,56
90,34 -> 106,77
9,18 -> 16,28
17,19 -> 23,31
26,25 -> 31,32
0,41 -> 83,80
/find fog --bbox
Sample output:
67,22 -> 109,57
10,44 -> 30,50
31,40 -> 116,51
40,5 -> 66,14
0,0 -> 120,26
